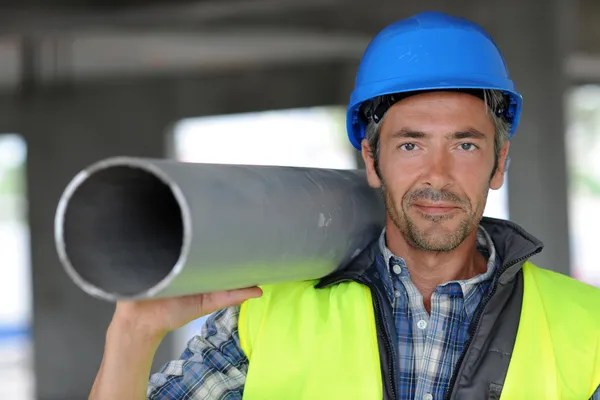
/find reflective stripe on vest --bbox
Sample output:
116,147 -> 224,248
239,262 -> 600,399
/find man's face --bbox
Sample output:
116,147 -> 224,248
362,91 -> 509,252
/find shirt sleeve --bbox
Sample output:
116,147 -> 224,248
147,306 -> 248,400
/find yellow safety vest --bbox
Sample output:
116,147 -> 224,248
239,262 -> 600,399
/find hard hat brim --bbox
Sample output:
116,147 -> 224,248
346,77 -> 522,150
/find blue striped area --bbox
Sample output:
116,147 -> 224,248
0,325 -> 30,340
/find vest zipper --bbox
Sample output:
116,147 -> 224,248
443,248 -> 542,399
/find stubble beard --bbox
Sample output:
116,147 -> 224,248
382,184 -> 483,252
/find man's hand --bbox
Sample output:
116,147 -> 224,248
112,287 -> 263,341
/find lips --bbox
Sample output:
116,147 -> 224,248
412,203 -> 460,215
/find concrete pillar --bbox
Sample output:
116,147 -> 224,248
22,83 -> 176,400
470,1 -> 573,274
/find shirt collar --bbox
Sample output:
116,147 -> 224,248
378,224 -> 498,298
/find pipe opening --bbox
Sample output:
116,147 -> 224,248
60,165 -> 184,297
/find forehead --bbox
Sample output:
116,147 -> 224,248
381,91 -> 494,135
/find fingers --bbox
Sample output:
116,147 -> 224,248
200,287 -> 263,314
228,287 -> 263,301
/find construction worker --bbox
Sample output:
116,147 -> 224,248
90,11 -> 600,400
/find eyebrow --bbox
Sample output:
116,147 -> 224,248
389,128 -> 488,140
449,129 -> 487,140
390,129 -> 426,139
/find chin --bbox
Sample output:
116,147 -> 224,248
409,226 -> 467,252
403,213 -> 474,251
418,222 -> 460,239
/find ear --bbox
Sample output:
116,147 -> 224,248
361,138 -> 383,189
490,141 -> 510,190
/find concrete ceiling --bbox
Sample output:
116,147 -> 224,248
0,0 -> 598,90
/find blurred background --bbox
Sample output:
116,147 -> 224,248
0,0 -> 598,399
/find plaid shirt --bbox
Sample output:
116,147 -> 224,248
147,226 -> 600,399
378,226 -> 496,399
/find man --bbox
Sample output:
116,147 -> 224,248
90,11 -> 600,400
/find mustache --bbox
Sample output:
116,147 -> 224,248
405,187 -> 467,206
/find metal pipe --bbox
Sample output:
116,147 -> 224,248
54,157 -> 385,301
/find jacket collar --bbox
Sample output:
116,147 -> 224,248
317,217 -> 544,288
478,217 -> 544,283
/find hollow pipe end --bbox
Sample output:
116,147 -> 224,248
54,156 -> 193,302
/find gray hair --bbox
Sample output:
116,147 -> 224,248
365,89 -> 511,178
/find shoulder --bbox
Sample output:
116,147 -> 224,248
525,262 -> 600,298
243,279 -> 368,312
524,263 -> 600,324
239,281 -> 320,339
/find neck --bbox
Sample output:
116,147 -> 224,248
385,220 -> 487,312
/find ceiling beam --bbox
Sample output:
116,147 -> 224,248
0,0 -> 346,35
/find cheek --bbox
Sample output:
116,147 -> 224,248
455,162 -> 493,206
453,149 -> 494,177
378,153 -> 415,196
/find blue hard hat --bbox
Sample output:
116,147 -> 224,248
346,11 -> 522,150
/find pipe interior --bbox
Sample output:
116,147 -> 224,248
61,165 -> 184,297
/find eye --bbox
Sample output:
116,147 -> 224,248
459,143 -> 477,151
400,143 -> 417,151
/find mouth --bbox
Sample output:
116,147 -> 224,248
412,203 -> 461,216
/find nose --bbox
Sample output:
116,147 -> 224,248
422,147 -> 453,190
